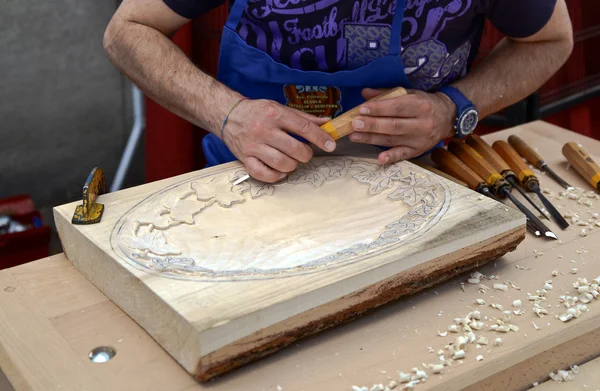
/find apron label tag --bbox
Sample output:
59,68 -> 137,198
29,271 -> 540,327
283,85 -> 342,118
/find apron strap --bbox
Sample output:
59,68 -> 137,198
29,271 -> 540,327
225,0 -> 250,31
388,0 -> 405,55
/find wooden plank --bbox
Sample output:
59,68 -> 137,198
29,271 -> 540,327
50,301 -> 199,391
53,154 -> 524,381
532,355 -> 600,390
9,256 -> 107,319
0,270 -> 104,391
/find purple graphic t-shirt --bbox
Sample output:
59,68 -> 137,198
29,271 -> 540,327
163,0 -> 556,91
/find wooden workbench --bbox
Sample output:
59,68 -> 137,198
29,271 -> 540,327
1,121 -> 599,391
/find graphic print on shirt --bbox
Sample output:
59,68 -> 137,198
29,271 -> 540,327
401,0 -> 473,90
235,0 -> 476,91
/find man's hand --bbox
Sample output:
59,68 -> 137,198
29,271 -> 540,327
349,88 -> 456,165
222,99 -> 336,183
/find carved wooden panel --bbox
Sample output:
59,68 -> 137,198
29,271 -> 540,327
113,157 -> 449,280
53,157 -> 525,381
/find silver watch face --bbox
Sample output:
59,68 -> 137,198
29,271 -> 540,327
458,108 -> 479,135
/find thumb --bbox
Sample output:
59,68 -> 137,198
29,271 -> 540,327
362,88 -> 390,100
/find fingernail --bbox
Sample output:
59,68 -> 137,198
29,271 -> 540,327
325,140 -> 336,152
278,172 -> 287,181
350,133 -> 362,141
322,116 -> 332,121
384,156 -> 390,164
359,107 -> 370,115
353,119 -> 364,129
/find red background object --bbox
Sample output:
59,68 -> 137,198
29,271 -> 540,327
0,195 -> 51,269
145,0 -> 600,181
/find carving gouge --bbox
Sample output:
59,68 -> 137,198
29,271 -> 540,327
320,87 -> 407,140
448,140 -> 557,239
508,135 -> 573,190
465,134 -> 549,220
410,159 -> 468,188
430,148 -> 499,202
492,140 -> 569,230
562,142 -> 600,192
431,147 -> 538,236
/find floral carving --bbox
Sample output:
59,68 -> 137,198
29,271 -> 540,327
287,161 -> 331,188
122,230 -> 181,256
191,177 -> 245,207
115,157 -> 449,280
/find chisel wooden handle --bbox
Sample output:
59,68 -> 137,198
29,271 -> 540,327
508,135 -> 545,169
465,134 -> 511,174
320,87 -> 407,140
447,140 -> 506,191
492,140 -> 539,190
410,159 -> 468,188
562,142 -> 600,190
430,148 -> 483,190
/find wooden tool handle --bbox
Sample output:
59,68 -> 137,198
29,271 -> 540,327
508,135 -> 544,168
410,160 -> 468,188
447,140 -> 504,187
320,87 -> 407,140
428,150 -> 481,189
562,142 -> 600,190
465,134 -> 511,174
492,140 -> 538,188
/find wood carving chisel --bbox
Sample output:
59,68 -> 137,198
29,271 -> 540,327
465,134 -> 549,220
320,87 -> 407,140
508,135 -> 574,190
448,140 -> 557,239
431,147 -> 539,236
430,147 -> 500,202
562,142 -> 600,192
410,159 -> 469,188
492,140 -> 569,230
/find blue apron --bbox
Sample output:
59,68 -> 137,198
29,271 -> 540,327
202,0 -> 419,167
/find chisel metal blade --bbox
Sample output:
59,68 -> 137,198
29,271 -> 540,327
526,219 -> 541,236
532,185 -> 569,229
541,164 -> 574,191
503,189 -> 557,240
507,178 -> 549,220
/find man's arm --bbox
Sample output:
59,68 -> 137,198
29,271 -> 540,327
103,0 -> 238,136
103,0 -> 335,182
450,0 -> 574,119
351,0 -> 573,164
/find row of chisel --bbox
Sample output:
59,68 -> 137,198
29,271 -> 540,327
429,135 -> 570,240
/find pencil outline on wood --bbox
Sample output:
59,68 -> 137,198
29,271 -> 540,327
110,157 -> 451,281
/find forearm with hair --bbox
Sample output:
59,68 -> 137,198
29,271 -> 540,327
104,20 -> 243,136
452,37 -> 572,118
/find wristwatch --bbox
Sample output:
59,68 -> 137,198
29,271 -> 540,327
437,86 -> 479,138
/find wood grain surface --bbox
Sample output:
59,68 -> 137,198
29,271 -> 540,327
0,121 -> 599,391
53,155 -> 524,380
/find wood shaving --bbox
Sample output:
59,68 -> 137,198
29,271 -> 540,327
515,265 -> 531,270
512,299 -> 522,308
